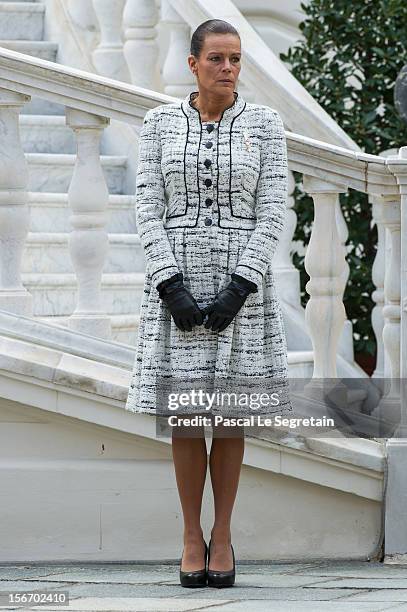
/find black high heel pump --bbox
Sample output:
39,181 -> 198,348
179,540 -> 208,587
207,539 -> 235,588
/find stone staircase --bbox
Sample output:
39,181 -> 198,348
0,0 -> 395,565
0,0 -> 146,345
0,0 -> 347,380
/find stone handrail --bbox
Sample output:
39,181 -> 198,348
0,46 -> 405,388
0,46 -> 170,124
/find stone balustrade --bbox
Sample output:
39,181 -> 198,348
92,0 -> 128,81
0,46 -> 405,389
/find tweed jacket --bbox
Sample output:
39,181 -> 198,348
135,91 -> 288,292
125,90 -> 293,416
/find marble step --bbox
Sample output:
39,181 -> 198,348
0,39 -> 57,60
25,153 -> 128,193
0,2 -> 44,40
28,317 -> 363,395
22,232 -> 146,274
28,192 -> 136,233
22,272 -> 146,316
33,311 -> 319,378
30,318 -> 317,381
20,115 -> 76,153
30,324 -> 364,394
35,312 -> 140,346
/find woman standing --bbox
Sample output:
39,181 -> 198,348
125,19 -> 292,587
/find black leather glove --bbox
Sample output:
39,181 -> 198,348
202,273 -> 257,332
157,272 -> 204,332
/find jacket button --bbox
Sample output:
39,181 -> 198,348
205,178 -> 212,187
205,141 -> 213,149
204,218 -> 212,226
206,124 -> 214,132
205,198 -> 213,206
204,159 -> 212,168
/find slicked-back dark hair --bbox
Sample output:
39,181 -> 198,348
190,19 -> 240,58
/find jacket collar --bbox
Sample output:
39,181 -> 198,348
181,90 -> 246,128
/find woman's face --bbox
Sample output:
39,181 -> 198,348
189,33 -> 241,96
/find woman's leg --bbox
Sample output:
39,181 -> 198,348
208,424 -> 245,570
171,423 -> 208,571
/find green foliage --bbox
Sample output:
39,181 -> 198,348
280,0 -> 407,357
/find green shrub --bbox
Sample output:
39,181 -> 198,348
279,0 -> 407,359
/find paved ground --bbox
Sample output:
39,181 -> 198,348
1,561 -> 407,611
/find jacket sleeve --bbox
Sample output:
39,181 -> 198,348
135,107 -> 181,292
233,108 -> 288,291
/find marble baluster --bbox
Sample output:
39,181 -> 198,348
335,196 -> 355,363
383,146 -> 407,561
0,88 -> 33,316
381,195 -> 401,408
274,170 -> 303,309
161,0 -> 195,97
92,0 -> 128,81
123,0 -> 159,88
65,108 -> 112,339
371,194 -> 386,380
303,176 -> 348,378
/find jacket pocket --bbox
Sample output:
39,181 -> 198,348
230,169 -> 257,220
241,170 -> 258,200
165,194 -> 188,218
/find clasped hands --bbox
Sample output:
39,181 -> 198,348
156,272 -> 257,333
